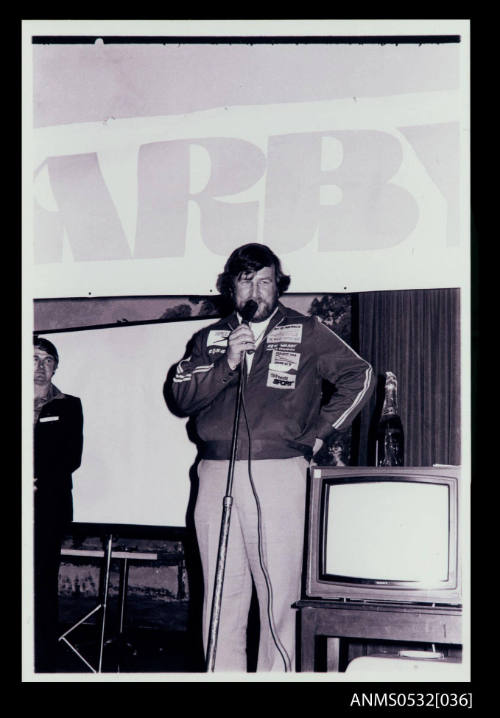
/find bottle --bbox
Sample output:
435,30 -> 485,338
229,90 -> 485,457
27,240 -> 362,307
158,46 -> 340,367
376,371 -> 404,466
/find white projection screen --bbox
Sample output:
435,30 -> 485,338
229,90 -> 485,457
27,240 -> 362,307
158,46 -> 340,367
38,317 -> 214,527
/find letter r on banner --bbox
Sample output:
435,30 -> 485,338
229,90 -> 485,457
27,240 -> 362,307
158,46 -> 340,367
135,138 -> 266,258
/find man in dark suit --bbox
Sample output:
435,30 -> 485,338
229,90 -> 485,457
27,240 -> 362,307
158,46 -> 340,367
33,337 -> 83,672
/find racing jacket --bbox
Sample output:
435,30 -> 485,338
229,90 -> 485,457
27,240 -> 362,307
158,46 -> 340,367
170,302 -> 375,461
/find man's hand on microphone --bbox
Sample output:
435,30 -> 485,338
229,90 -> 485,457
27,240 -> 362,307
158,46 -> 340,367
226,324 -> 256,370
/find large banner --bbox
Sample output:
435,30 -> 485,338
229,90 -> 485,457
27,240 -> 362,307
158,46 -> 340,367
24,20 -> 470,298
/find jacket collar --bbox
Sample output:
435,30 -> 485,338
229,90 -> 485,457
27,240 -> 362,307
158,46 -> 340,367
34,383 -> 65,424
35,382 -> 65,405
50,384 -> 66,400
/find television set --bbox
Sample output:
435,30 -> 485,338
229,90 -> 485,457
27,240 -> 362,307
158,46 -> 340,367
305,466 -> 462,605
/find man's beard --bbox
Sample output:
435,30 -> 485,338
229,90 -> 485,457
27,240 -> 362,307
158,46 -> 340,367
239,295 -> 278,322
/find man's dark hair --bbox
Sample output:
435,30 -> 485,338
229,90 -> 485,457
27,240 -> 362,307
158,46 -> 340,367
34,336 -> 59,366
216,243 -> 291,300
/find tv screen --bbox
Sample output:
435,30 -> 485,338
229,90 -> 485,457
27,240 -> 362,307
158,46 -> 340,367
305,466 -> 462,605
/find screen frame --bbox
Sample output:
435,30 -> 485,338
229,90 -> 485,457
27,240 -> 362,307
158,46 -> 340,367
34,315 -> 217,528
305,466 -> 461,605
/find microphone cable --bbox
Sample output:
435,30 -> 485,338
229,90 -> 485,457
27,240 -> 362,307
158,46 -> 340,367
240,372 -> 292,673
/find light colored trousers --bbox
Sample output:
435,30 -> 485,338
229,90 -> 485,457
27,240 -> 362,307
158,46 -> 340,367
195,456 -> 308,672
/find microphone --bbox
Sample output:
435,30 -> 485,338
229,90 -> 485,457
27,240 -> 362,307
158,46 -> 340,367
240,299 -> 258,324
240,300 -> 258,355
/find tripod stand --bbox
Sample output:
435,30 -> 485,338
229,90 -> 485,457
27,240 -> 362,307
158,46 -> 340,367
58,533 -> 113,673
58,535 -> 159,672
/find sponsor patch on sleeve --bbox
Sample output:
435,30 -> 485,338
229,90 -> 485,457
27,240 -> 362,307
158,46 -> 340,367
207,329 -> 230,348
266,369 -> 297,390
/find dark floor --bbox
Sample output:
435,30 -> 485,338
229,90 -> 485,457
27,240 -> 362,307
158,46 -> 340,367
54,624 -> 205,673
52,595 -> 205,673
51,589 -> 261,674
40,594 -> 462,675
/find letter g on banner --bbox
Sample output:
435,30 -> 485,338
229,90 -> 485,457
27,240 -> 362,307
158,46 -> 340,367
263,130 -> 419,253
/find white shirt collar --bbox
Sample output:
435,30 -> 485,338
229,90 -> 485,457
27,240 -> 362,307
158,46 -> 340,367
237,306 -> 278,337
237,307 -> 279,373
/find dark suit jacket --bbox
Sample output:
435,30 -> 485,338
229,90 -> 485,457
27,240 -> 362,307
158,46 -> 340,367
34,392 -> 83,524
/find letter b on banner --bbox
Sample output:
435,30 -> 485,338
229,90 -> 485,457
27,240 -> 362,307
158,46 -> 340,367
263,130 -> 419,253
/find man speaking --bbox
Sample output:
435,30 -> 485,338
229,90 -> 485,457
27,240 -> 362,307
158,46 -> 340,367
168,243 -> 375,672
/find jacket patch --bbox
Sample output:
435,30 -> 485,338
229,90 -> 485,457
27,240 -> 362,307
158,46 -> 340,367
266,324 -> 303,346
269,349 -> 301,373
207,329 -> 230,348
266,369 -> 297,390
40,416 -> 59,422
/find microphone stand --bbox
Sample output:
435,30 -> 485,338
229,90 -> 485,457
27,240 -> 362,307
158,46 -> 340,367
205,351 -> 246,672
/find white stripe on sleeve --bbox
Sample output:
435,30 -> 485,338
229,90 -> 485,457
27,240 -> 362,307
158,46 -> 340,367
332,365 -> 373,429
